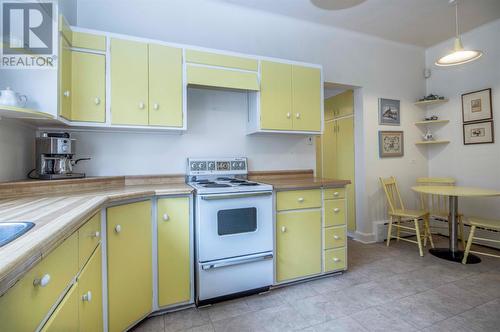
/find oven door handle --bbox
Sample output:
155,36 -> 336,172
201,253 -> 273,270
200,192 -> 272,200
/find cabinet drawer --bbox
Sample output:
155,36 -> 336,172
0,232 -> 78,332
78,245 -> 103,332
324,227 -> 346,249
276,189 -> 321,211
78,212 -> 101,269
324,199 -> 346,227
324,248 -> 347,272
324,188 -> 345,200
40,282 -> 79,332
186,50 -> 258,71
72,32 -> 106,51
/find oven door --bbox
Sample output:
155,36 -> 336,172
196,191 -> 273,262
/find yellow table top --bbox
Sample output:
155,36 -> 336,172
412,186 -> 500,197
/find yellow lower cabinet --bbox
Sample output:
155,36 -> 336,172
276,210 -> 321,282
0,233 -> 78,331
157,197 -> 191,307
78,245 -> 103,332
107,200 -> 152,332
41,283 -> 79,332
324,227 -> 346,249
324,199 -> 346,227
324,248 -> 347,272
324,188 -> 345,200
78,212 -> 101,269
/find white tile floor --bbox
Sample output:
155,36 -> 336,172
132,236 -> 500,332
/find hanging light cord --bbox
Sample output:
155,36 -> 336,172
455,1 -> 459,38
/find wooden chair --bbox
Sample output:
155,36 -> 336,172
380,176 -> 434,256
462,218 -> 500,264
416,177 -> 466,247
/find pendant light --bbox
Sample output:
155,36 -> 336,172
435,0 -> 483,67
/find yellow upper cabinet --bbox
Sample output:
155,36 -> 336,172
59,37 -> 72,120
157,197 -> 191,307
148,44 -> 183,127
72,32 -> 106,51
186,50 -> 258,71
187,65 -> 259,91
110,38 -> 149,126
292,65 -> 321,132
107,200 -> 152,332
260,61 -> 322,133
71,51 -> 106,122
260,61 -> 293,130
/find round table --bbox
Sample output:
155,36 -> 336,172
411,186 -> 500,264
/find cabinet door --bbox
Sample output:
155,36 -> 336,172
276,210 -> 321,282
292,65 -> 321,132
260,61 -> 292,130
107,200 -> 152,332
41,283 -> 79,332
337,117 -> 356,231
149,44 -> 183,127
157,197 -> 191,307
322,120 -> 337,179
335,90 -> 354,118
110,38 -> 149,126
71,51 -> 106,122
59,37 -> 72,119
78,245 -> 103,332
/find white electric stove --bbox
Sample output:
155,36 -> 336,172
187,158 -> 274,305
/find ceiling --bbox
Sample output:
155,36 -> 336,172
212,0 -> 500,47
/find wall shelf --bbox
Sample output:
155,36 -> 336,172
414,119 -> 450,126
414,99 -> 449,107
0,106 -> 54,120
415,140 -> 450,145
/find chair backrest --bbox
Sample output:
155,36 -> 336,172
416,177 -> 456,213
379,176 -> 405,214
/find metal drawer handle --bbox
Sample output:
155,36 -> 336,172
138,102 -> 145,110
34,274 -> 51,287
94,97 -> 101,105
296,113 -> 301,119
334,208 -> 340,213
298,197 -> 304,203
91,231 -> 100,238
286,112 -> 291,119
281,226 -> 286,233
333,192 -> 339,196
153,103 -> 160,110
163,213 -> 170,221
114,224 -> 121,233
63,90 -> 70,98
333,258 -> 341,262
82,291 -> 92,302
333,235 -> 340,240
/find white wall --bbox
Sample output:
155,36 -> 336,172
0,120 -> 35,181
74,0 -> 428,239
425,19 -> 500,219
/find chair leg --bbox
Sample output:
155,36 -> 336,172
414,218 -> 424,257
387,216 -> 393,247
462,225 -> 476,264
458,215 -> 466,249
425,216 -> 434,249
396,217 -> 401,242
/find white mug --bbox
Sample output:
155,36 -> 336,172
0,87 -> 28,107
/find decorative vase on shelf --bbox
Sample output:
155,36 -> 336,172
423,129 -> 434,141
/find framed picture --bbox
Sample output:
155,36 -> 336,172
379,131 -> 404,157
463,121 -> 494,145
379,98 -> 400,125
462,88 -> 492,123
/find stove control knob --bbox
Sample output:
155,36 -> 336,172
191,163 -> 197,170
198,163 -> 204,169
239,162 -> 244,168
208,162 -> 215,170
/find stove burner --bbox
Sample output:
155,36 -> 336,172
239,182 -> 259,186
203,183 -> 232,188
216,177 -> 235,181
229,179 -> 247,183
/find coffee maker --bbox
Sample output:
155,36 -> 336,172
34,132 -> 90,180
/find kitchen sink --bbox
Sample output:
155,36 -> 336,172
0,222 -> 35,247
